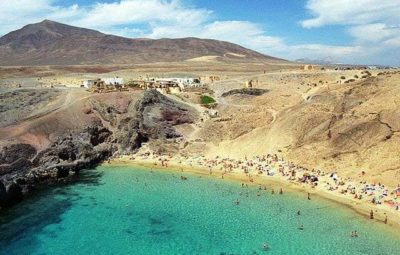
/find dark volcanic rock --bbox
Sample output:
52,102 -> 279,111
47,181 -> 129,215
88,126 -> 112,146
221,88 -> 268,97
0,123 -> 113,209
116,90 -> 197,151
5,182 -> 23,206
31,125 -> 113,176
9,158 -> 32,173
0,181 -> 6,207
90,99 -> 120,126
0,143 -> 36,164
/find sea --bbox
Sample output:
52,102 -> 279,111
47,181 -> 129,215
0,165 -> 399,255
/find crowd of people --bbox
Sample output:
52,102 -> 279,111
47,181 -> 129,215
125,152 -> 400,216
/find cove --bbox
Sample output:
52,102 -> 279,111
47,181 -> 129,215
0,165 -> 399,255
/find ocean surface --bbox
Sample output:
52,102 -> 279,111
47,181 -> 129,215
0,165 -> 399,255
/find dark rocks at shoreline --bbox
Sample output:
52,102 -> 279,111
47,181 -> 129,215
0,181 -> 6,207
0,181 -> 23,208
0,90 -> 197,209
4,183 -> 23,207
0,124 -> 114,208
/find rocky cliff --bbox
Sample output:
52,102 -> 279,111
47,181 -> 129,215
0,90 -> 197,209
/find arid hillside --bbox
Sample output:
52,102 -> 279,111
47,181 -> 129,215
200,70 -> 400,186
1,64 -> 400,207
0,20 -> 283,66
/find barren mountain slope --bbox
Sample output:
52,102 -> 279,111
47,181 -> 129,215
0,20 -> 283,66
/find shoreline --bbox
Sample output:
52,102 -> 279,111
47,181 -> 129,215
108,156 -> 400,235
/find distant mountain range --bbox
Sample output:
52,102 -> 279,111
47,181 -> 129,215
295,57 -> 337,65
0,20 -> 283,66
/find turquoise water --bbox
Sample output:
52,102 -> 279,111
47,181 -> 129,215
1,166 -> 399,255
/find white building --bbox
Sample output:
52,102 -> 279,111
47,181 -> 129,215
102,77 -> 124,85
82,80 -> 95,89
156,78 -> 201,90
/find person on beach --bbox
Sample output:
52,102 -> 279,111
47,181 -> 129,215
370,210 -> 374,219
384,215 -> 388,224
279,188 -> 283,195
271,189 -> 275,194
307,193 -> 311,200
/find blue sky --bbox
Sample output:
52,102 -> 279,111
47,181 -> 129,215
0,0 -> 399,65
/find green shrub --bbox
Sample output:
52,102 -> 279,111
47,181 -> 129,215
201,95 -> 216,105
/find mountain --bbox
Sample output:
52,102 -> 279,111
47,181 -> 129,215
295,57 -> 336,65
0,20 -> 283,66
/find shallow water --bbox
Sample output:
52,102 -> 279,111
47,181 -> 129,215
0,165 -> 399,255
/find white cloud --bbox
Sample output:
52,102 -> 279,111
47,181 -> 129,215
383,36 -> 400,47
300,0 -> 400,65
348,23 -> 398,43
301,0 -> 400,28
75,0 -> 211,31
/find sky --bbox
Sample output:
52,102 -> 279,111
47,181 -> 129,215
0,0 -> 399,65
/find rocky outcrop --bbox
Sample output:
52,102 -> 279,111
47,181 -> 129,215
115,90 -> 197,152
0,143 -> 36,164
0,123 -> 113,207
0,181 -> 6,208
221,88 -> 268,97
0,90 -> 197,208
90,99 -> 120,126
5,183 -> 23,207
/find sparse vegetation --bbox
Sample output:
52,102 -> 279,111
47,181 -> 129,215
200,95 -> 216,105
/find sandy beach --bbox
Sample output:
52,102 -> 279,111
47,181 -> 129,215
109,153 -> 400,234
